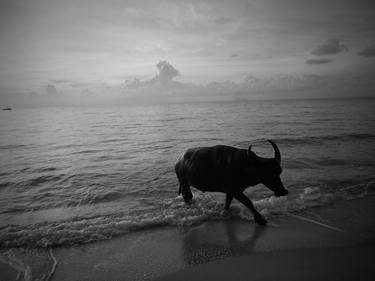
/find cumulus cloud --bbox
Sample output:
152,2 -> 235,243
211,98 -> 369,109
311,39 -> 347,55
306,58 -> 332,64
124,60 -> 180,91
358,45 -> 375,57
156,60 -> 180,85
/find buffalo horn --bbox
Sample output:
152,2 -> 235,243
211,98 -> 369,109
268,140 -> 281,163
247,145 -> 252,157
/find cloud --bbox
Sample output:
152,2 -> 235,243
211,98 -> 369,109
212,17 -> 233,25
311,39 -> 347,55
238,74 -> 329,93
156,60 -> 180,85
244,75 -> 257,83
124,60 -> 180,91
306,58 -> 332,64
124,7 -> 143,18
121,60 -> 366,101
13,60 -> 370,108
358,45 -> 375,57
46,84 -> 58,96
50,79 -> 75,84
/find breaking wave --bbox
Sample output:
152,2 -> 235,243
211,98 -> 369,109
1,181 -> 373,249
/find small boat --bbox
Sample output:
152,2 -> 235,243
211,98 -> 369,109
2,107 -> 12,111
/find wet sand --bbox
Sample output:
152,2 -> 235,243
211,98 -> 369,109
1,196 -> 375,281
157,243 -> 374,281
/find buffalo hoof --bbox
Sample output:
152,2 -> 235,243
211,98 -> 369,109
182,194 -> 193,203
254,214 -> 267,225
182,191 -> 193,203
183,196 -> 193,204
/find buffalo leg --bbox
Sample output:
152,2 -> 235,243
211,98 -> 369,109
225,193 -> 233,210
177,178 -> 193,203
181,184 -> 193,203
175,164 -> 193,203
234,192 -> 267,225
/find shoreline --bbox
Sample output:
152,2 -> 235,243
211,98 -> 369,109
1,196 -> 375,281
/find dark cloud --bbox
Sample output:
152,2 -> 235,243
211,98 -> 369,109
358,45 -> 375,57
230,53 -> 239,58
311,39 -> 347,55
46,84 -> 58,96
306,58 -> 332,64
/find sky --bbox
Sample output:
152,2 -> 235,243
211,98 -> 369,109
0,0 -> 375,106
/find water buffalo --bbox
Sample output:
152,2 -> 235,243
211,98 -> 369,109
174,140 -> 288,225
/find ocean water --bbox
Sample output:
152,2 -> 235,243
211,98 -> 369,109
0,98 -> 374,248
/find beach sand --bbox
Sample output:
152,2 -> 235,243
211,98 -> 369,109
1,196 -> 375,281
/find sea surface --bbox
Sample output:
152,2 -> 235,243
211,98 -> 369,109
0,98 -> 374,248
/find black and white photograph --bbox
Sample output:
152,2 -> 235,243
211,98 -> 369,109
0,1 -> 374,280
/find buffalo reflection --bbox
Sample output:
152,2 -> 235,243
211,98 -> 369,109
181,220 -> 266,266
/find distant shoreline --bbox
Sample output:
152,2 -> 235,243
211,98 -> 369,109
2,95 -> 375,109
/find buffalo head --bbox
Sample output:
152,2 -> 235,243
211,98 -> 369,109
247,140 -> 288,197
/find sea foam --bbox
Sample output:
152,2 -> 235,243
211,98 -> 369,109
1,184 -> 371,248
